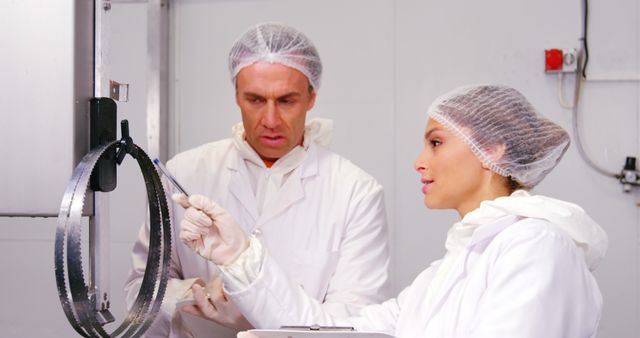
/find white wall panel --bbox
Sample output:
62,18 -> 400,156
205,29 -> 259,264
0,0 -> 92,216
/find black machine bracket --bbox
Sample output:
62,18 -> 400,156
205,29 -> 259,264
89,97 -> 140,192
90,98 -> 117,192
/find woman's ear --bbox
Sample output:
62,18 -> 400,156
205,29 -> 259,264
481,144 -> 506,170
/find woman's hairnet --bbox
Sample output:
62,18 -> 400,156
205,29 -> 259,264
427,85 -> 570,189
228,23 -> 322,90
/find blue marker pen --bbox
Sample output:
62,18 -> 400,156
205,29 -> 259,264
153,158 -> 190,197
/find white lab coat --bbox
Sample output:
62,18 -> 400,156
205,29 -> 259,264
124,132 -> 391,337
225,191 -> 607,338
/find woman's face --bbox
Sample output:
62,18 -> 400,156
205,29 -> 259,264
414,118 -> 492,217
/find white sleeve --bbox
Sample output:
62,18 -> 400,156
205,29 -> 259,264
221,241 -> 441,335
220,236 -> 265,290
222,247 -> 404,335
467,223 -> 602,338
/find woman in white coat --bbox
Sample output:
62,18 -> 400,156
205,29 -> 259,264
176,84 -> 608,338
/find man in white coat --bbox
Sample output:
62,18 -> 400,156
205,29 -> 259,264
124,23 -> 390,337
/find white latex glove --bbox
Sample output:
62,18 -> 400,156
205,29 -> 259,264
181,277 -> 253,330
173,194 -> 249,265
237,332 -> 259,338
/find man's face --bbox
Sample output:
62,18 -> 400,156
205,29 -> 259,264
235,62 -> 316,163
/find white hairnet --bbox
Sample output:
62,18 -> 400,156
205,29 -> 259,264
228,23 -> 322,90
427,85 -> 570,188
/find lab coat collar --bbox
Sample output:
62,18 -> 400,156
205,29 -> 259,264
226,139 -> 320,226
423,215 -> 520,323
225,139 -> 319,178
227,149 -> 259,222
257,164 -> 305,225
481,190 -> 608,271
255,143 -> 318,225
226,119 -> 330,225
226,120 -> 323,179
467,215 -> 522,249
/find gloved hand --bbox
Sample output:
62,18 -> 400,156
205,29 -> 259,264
181,276 -> 253,330
173,194 -> 249,265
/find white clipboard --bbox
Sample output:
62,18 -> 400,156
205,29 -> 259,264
248,329 -> 394,338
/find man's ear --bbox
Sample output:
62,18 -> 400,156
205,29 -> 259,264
235,86 -> 241,106
481,144 -> 506,170
307,88 -> 317,111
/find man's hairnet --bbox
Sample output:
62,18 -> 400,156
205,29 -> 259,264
228,23 -> 322,90
427,85 -> 570,189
